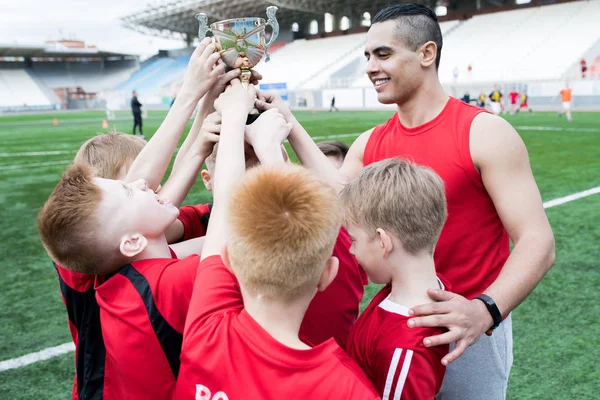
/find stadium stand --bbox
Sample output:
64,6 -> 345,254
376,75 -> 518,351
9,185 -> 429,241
30,60 -> 137,93
0,41 -> 139,111
115,56 -> 189,95
0,70 -> 51,108
438,1 -> 600,84
300,20 -> 460,90
108,1 -> 600,109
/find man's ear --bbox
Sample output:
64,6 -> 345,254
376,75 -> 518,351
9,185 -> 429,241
317,256 -> 339,292
420,41 -> 438,68
201,169 -> 212,191
119,233 -> 148,258
376,228 -> 394,258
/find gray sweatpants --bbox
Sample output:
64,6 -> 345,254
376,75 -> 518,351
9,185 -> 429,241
436,315 -> 513,400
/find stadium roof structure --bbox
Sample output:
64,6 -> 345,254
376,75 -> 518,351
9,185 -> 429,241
121,0 -> 440,42
0,43 -> 136,59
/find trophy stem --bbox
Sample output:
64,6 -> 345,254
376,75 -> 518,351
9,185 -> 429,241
240,68 -> 259,115
240,68 -> 251,88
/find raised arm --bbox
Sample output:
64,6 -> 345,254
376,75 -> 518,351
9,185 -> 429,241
408,113 -> 555,365
244,108 -> 292,166
201,80 -> 257,259
254,92 -> 368,193
157,111 -> 221,207
174,69 -> 262,171
125,38 -> 224,190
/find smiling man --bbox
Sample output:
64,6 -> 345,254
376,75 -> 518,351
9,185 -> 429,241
259,3 -> 555,400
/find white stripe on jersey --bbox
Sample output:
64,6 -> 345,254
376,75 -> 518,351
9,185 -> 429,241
382,348 -> 403,400
393,349 -> 414,400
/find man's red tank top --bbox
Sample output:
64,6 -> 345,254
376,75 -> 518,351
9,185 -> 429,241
364,97 -> 509,299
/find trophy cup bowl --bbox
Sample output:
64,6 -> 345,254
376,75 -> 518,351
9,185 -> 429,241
196,6 -> 279,88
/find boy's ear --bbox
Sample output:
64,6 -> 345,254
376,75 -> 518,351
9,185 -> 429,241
376,228 -> 394,258
119,234 -> 148,258
201,169 -> 212,191
317,256 -> 339,292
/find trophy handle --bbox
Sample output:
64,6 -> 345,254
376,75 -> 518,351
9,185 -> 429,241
195,13 -> 210,39
264,6 -> 279,62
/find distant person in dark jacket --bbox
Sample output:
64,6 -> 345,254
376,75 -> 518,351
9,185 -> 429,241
131,91 -> 144,137
461,91 -> 471,104
329,95 -> 339,112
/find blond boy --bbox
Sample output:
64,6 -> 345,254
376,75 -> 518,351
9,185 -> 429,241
341,158 -> 450,400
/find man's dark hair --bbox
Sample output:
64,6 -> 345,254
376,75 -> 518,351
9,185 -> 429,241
317,141 -> 349,160
373,4 -> 443,70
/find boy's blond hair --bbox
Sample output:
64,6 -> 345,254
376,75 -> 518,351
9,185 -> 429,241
340,158 -> 447,255
227,164 -> 341,300
37,164 -> 121,274
74,133 -> 145,179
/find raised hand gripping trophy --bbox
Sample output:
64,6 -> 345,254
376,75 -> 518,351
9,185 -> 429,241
195,6 -> 279,88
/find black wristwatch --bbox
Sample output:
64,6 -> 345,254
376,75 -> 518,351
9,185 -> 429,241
474,294 -> 503,336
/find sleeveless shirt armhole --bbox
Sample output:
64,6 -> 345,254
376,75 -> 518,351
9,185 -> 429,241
363,121 -> 387,166
458,109 -> 487,190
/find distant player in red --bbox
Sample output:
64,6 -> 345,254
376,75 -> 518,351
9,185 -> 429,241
341,158 -> 449,399
509,88 -> 519,115
519,93 -> 532,113
200,138 -> 367,349
176,81 -> 379,399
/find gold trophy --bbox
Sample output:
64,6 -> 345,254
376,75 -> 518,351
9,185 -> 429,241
196,6 -> 279,88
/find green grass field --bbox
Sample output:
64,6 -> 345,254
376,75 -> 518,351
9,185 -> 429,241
0,109 -> 598,399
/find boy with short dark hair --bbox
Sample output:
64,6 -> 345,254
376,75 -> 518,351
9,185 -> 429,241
317,140 -> 349,169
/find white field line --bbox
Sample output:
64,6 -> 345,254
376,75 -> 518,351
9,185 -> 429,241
0,133 -> 363,171
514,125 -> 600,133
0,184 -> 598,372
0,160 -> 71,171
0,123 -> 595,161
0,342 -> 74,372
543,187 -> 600,208
0,150 -> 75,157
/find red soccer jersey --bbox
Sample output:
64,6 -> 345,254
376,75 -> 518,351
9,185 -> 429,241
55,265 -> 105,400
176,255 -> 380,400
300,228 -> 368,348
364,97 -> 509,299
509,91 -> 519,104
94,255 -> 199,400
346,281 -> 449,400
56,244 -> 182,399
177,203 -> 212,241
